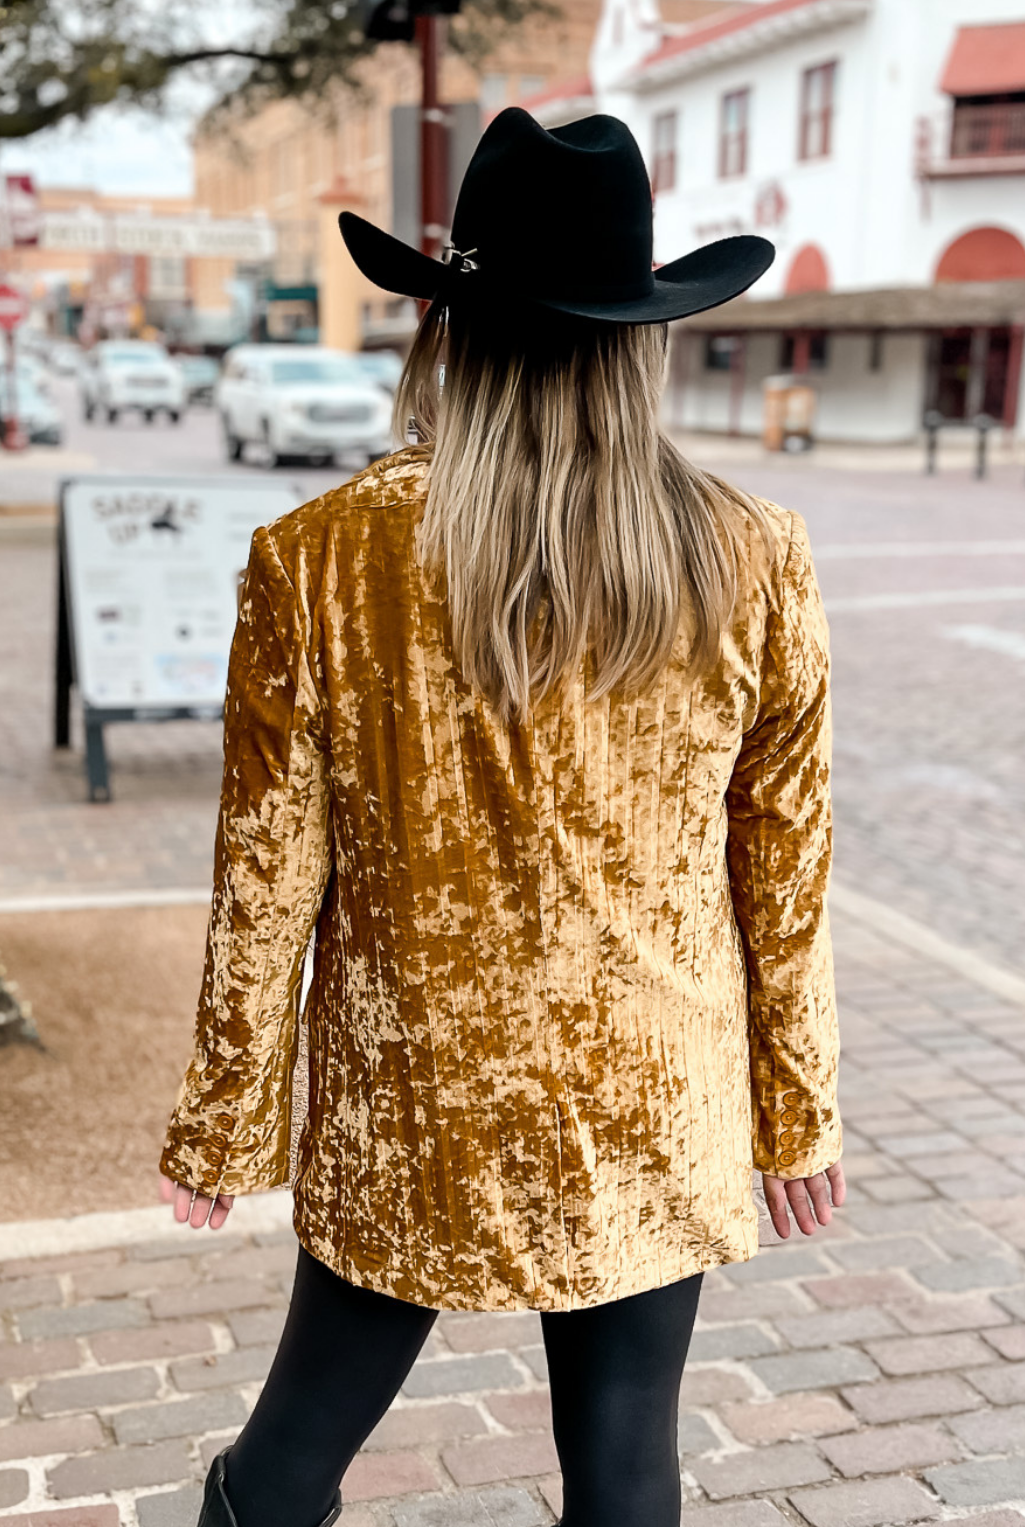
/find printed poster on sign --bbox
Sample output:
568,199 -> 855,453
61,478 -> 301,710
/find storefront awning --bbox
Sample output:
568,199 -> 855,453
677,280 -> 1025,332
939,22 -> 1025,97
263,282 -> 318,303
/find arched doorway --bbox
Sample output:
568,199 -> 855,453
927,227 -> 1025,423
935,226 -> 1025,282
779,247 -> 830,376
785,244 -> 830,294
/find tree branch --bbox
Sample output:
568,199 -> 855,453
0,0 -> 561,140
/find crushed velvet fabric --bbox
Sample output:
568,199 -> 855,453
160,443 -> 842,1312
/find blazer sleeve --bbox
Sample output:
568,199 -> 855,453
159,523 -> 333,1198
725,509 -> 842,1181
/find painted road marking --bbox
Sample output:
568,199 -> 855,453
942,623 -> 1025,661
814,540 -> 1025,559
825,586 -> 1025,613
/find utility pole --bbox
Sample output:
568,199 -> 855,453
417,12 -> 448,263
359,0 -> 456,273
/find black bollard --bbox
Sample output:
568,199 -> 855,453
972,413 -> 993,480
923,409 -> 942,474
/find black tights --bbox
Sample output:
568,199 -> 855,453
224,1245 -> 703,1527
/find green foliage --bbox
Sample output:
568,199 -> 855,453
0,0 -> 558,139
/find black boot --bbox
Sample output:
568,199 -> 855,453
197,1446 -> 342,1527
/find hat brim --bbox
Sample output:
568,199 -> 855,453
339,211 -> 447,302
339,210 -> 774,325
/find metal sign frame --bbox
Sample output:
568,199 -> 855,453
54,474 -> 303,802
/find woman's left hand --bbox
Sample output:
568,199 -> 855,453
761,1160 -> 845,1239
158,1171 -> 235,1229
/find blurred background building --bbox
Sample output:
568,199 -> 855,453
184,0 -> 1025,444
2,187 -> 274,347
3,0 -> 1021,447
577,0 -> 1025,444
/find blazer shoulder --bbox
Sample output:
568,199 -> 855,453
756,501 -> 818,600
258,444 -> 432,579
747,494 -> 803,558
730,493 -> 799,600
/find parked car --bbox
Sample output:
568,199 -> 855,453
352,350 -> 404,394
177,354 -> 220,406
215,344 -> 394,467
80,341 -> 186,424
14,353 -> 51,396
49,341 -> 83,376
19,329 -> 52,361
0,374 -> 63,445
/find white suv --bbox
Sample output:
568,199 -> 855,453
216,344 -> 394,467
80,341 -> 186,424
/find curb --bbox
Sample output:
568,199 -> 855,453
829,881 -> 1025,1007
0,1190 -> 295,1261
0,888 -> 212,914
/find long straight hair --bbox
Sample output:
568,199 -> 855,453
395,289 -> 773,724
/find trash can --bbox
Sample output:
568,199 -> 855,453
762,373 -> 818,452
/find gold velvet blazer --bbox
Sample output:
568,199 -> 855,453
160,443 -> 842,1312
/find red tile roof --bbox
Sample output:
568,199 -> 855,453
638,0 -> 821,73
519,74 -> 594,110
939,22 -> 1025,97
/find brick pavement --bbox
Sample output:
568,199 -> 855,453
2,914 -> 1025,1526
2,437 -> 1024,1522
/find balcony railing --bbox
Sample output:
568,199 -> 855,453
951,101 -> 1025,159
915,103 -> 1025,179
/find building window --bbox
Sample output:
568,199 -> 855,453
869,330 -> 884,370
516,75 -> 546,102
148,254 -> 187,301
780,331 -> 829,370
480,74 -> 508,112
950,92 -> 1025,158
799,61 -> 837,160
652,111 -> 678,194
705,334 -> 740,371
719,88 -> 750,178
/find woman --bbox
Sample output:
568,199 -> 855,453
159,108 -> 844,1527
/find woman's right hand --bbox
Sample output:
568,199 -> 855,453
761,1160 -> 845,1239
158,1171 -> 235,1230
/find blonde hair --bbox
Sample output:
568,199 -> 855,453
395,291 -> 773,724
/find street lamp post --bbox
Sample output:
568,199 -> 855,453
359,0 -> 459,263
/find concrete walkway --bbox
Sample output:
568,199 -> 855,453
2,898 -> 1025,1527
669,427 -> 1025,476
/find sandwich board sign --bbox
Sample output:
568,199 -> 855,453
55,475 -> 303,801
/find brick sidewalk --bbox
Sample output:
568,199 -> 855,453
2,910 -> 1025,1527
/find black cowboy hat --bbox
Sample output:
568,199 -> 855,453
339,106 -> 774,325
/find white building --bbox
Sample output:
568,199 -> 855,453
524,0 -> 1025,443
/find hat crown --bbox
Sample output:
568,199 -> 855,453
449,109 -> 656,303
